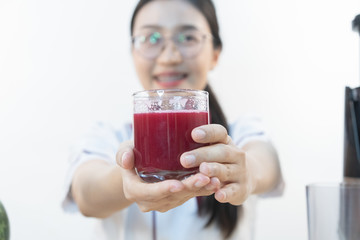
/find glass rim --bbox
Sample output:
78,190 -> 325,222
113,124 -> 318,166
131,30 -> 213,41
134,46 -> 203,60
132,88 -> 208,97
306,182 -> 360,189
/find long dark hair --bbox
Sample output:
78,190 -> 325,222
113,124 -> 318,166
130,0 -> 240,238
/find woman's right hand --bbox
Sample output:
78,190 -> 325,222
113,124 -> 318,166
116,141 -> 220,212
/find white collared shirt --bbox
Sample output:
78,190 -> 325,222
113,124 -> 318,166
62,115 -> 284,240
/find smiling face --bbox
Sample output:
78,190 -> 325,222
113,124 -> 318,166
131,0 -> 221,90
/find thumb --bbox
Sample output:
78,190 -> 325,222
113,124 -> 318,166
116,140 -> 135,169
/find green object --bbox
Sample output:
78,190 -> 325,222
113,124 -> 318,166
0,201 -> 10,240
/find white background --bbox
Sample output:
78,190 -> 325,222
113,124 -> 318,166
0,0 -> 359,239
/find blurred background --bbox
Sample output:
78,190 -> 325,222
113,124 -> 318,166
0,0 -> 359,239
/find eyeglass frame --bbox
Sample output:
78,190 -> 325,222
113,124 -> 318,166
131,29 -> 214,60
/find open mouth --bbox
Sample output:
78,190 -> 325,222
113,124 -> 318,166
154,73 -> 188,88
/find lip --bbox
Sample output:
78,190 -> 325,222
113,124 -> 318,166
155,79 -> 186,88
153,71 -> 188,88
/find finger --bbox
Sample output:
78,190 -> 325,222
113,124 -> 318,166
181,179 -> 216,198
181,174 -> 224,198
192,124 -> 232,144
116,140 -> 134,169
214,183 -> 245,205
182,173 -> 210,189
199,162 -> 241,183
121,169 -> 185,201
204,177 -> 221,192
180,144 -> 245,168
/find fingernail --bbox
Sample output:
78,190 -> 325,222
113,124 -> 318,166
183,155 -> 196,166
210,178 -> 220,191
195,180 -> 204,188
217,191 -> 226,201
212,177 -> 220,186
170,183 -> 182,193
199,163 -> 210,175
194,129 -> 206,139
122,151 -> 129,165
195,177 -> 206,188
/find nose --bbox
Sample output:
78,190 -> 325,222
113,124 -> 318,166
156,40 -> 182,64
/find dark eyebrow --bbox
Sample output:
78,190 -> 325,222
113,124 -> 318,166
176,25 -> 199,31
139,25 -> 162,30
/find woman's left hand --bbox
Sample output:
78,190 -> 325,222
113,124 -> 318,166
180,124 -> 256,205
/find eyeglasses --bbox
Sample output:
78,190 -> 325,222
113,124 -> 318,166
131,29 -> 212,60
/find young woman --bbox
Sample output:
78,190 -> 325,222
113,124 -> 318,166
62,0 -> 284,239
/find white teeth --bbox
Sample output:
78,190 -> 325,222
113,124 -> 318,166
156,74 -> 185,82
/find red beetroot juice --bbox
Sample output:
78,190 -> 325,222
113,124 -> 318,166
134,110 -> 209,182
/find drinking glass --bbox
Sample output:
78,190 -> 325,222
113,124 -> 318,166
306,182 -> 360,240
133,89 -> 209,183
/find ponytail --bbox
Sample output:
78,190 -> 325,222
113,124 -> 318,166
199,84 -> 242,238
